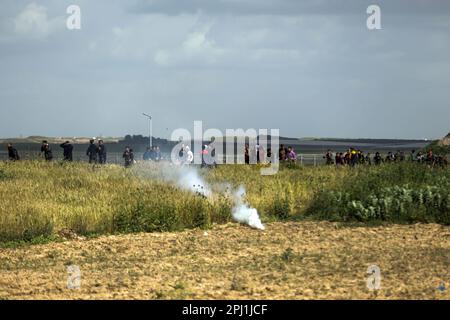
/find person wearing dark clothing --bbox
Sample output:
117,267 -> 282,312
416,151 -> 424,163
97,140 -> 107,164
335,152 -> 343,166
7,143 -> 20,161
280,145 -> 287,162
41,141 -> 53,161
324,150 -> 333,165
60,141 -> 73,162
365,153 -> 372,165
86,139 -> 98,164
358,150 -> 365,164
123,147 -> 134,167
374,152 -> 382,165
344,150 -> 351,165
256,145 -> 260,164
350,149 -> 358,167
385,152 -> 394,163
244,144 -> 250,164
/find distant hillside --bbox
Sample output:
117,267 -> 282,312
424,132 -> 450,154
438,132 -> 450,147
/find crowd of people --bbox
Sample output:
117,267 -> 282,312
5,140 -> 141,167
143,146 -> 162,162
5,141 -> 449,168
323,148 -> 448,167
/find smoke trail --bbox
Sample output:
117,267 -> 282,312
156,164 -> 265,230
176,166 -> 212,197
149,163 -> 212,197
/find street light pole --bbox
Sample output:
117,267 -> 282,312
142,113 -> 152,149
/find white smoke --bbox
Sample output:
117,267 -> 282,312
176,166 -> 212,197
157,164 -> 265,230
231,186 -> 265,230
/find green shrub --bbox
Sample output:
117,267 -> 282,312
306,165 -> 450,225
269,196 -> 291,220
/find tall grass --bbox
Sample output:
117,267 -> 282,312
0,161 -> 449,243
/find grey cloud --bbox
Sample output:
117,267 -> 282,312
0,0 -> 449,139
131,0 -> 450,16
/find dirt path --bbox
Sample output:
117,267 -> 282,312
0,221 -> 449,299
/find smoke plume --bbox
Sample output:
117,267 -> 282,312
156,164 -> 265,230
231,186 -> 265,230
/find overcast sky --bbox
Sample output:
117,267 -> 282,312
1,0 -> 449,139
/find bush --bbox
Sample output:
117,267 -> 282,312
306,164 -> 450,225
269,195 -> 291,220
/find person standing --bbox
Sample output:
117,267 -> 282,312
374,152 -> 382,165
324,149 -> 333,165
143,147 -> 152,161
123,146 -> 134,167
97,140 -> 107,164
409,150 -> 416,162
244,144 -> 250,164
60,141 -> 74,162
41,140 -> 53,161
335,152 -> 342,166
287,146 -> 297,163
279,144 -> 287,162
365,153 -> 372,165
155,146 -> 161,161
86,139 -> 98,164
185,146 -> 194,165
258,145 -> 266,163
7,143 -> 20,161
267,148 -> 272,163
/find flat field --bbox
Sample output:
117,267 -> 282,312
0,161 -> 449,299
0,221 -> 448,299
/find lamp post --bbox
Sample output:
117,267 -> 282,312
142,113 -> 152,149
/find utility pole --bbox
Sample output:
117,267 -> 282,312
142,113 -> 152,149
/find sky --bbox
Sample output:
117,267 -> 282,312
0,0 -> 449,140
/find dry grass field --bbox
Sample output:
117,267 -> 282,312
0,221 -> 448,300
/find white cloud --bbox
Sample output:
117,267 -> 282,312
14,2 -> 63,38
154,28 -> 224,66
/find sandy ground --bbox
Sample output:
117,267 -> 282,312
0,221 -> 449,300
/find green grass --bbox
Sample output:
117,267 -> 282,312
0,160 -> 449,244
